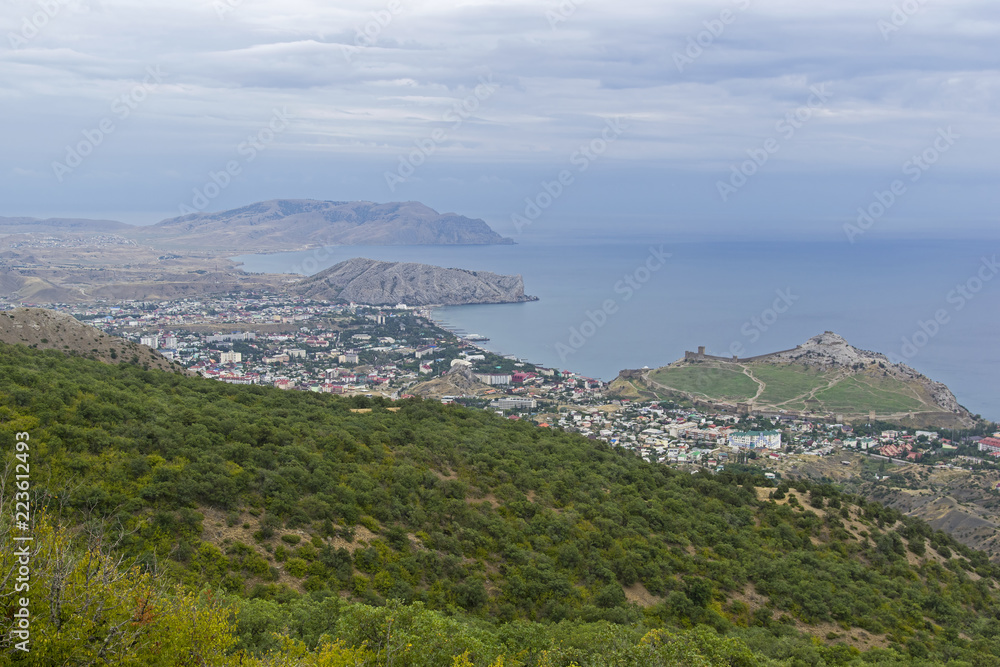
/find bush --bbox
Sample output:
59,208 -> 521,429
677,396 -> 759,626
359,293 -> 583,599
285,557 -> 309,578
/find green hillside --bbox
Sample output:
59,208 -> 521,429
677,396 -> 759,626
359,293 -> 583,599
3,342 -> 1000,665
648,364 -> 759,402
635,359 -> 954,426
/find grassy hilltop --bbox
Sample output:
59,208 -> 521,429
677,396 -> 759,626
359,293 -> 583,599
611,333 -> 973,429
3,342 -> 1000,664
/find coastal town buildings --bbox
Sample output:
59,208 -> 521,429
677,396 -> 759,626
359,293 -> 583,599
4,290 -> 985,480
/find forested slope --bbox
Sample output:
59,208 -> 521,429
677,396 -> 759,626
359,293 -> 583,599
2,342 -> 1000,665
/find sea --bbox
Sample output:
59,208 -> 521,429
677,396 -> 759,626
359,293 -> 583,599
234,238 -> 999,421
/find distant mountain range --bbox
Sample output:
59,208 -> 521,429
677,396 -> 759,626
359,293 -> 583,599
0,200 -> 513,252
612,332 -> 973,428
137,200 -> 513,250
0,200 -> 517,301
292,257 -> 537,306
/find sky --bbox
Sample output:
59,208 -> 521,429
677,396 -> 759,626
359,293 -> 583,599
1,0 -> 998,240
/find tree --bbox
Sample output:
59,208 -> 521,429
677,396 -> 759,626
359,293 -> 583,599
1,513 -> 238,666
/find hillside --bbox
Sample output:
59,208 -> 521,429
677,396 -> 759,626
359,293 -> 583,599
3,344 -> 1000,664
781,452 -> 1000,563
863,468 -> 1000,560
611,333 -> 973,429
0,307 -> 186,373
409,366 -> 495,398
292,257 -> 537,306
135,200 -> 514,251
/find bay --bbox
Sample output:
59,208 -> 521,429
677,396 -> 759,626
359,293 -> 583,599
234,238 -> 999,420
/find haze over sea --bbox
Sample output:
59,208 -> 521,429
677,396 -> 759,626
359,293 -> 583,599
236,237 -> 999,421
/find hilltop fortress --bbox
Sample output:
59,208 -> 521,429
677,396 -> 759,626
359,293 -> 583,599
612,332 -> 974,429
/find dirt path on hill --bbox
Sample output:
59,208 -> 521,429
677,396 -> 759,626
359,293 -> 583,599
774,368 -> 850,408
742,365 -> 766,402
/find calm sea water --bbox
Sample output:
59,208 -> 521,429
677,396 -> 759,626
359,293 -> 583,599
235,239 -> 999,421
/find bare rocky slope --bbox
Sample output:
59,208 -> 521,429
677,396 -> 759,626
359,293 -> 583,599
409,367 -> 494,398
0,307 -> 187,373
779,454 -> 1000,562
135,200 -> 514,251
292,257 -> 537,306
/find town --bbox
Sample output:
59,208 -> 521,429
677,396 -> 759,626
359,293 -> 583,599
5,291 -> 998,480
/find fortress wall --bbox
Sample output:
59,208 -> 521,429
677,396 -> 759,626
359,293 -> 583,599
684,352 -> 738,362
737,348 -> 801,363
684,347 -> 801,364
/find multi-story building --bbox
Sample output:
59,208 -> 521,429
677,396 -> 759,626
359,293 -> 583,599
977,437 -> 1000,454
475,373 -> 512,386
491,398 -> 537,410
727,430 -> 782,450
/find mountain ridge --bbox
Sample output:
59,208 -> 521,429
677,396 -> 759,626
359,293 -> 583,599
134,199 -> 514,250
291,257 -> 537,306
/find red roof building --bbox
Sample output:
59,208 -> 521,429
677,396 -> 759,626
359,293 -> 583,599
978,437 -> 1000,454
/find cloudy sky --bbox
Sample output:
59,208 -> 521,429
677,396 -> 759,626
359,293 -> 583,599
1,0 -> 997,239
